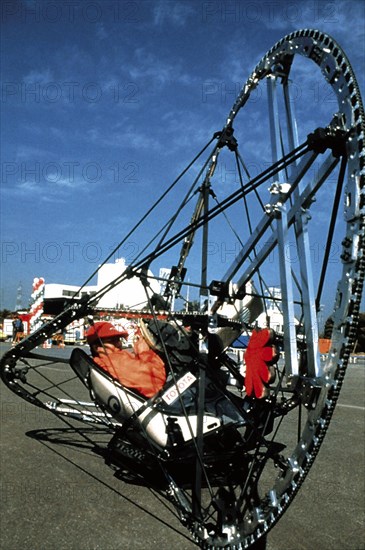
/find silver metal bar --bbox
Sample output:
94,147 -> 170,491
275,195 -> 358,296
284,78 -> 321,377
276,197 -> 299,377
268,75 -> 298,376
234,153 -> 338,288
221,149 -> 319,284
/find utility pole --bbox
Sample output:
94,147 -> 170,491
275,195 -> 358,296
15,282 -> 23,311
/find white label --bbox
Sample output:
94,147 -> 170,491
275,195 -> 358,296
162,372 -> 197,405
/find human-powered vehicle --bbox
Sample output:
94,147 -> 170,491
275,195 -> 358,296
1,29 -> 364,549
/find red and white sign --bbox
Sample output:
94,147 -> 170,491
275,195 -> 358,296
29,277 -> 45,332
162,372 -> 197,405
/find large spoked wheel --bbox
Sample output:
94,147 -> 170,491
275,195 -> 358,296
1,30 -> 364,549
139,29 -> 364,549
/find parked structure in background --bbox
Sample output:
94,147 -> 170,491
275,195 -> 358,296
256,287 -> 290,334
42,258 -> 161,312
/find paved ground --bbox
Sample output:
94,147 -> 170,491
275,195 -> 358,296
0,342 -> 364,550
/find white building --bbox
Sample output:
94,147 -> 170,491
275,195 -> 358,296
256,287 -> 299,333
96,258 -> 160,309
44,258 -> 161,311
44,283 -> 98,301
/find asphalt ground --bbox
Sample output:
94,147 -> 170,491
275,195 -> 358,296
0,342 -> 364,550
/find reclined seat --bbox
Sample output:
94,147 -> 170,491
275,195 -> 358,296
69,347 -> 226,450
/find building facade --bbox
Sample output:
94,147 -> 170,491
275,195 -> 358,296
43,258 -> 160,311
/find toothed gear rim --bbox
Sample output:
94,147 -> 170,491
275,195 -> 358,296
187,28 -> 364,548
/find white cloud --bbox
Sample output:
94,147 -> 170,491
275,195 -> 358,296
129,48 -> 196,88
96,23 -> 108,40
14,144 -> 52,162
153,1 -> 195,27
23,69 -> 53,84
103,127 -> 162,152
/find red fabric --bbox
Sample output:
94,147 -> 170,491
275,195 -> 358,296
93,348 -> 166,398
244,329 -> 276,398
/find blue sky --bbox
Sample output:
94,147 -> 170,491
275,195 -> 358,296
1,0 -> 364,311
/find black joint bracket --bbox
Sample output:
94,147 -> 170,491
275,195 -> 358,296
214,127 -> 238,151
209,280 -> 230,298
307,127 -> 348,158
291,375 -> 322,410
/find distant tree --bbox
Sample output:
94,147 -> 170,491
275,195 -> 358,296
187,300 -> 200,312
